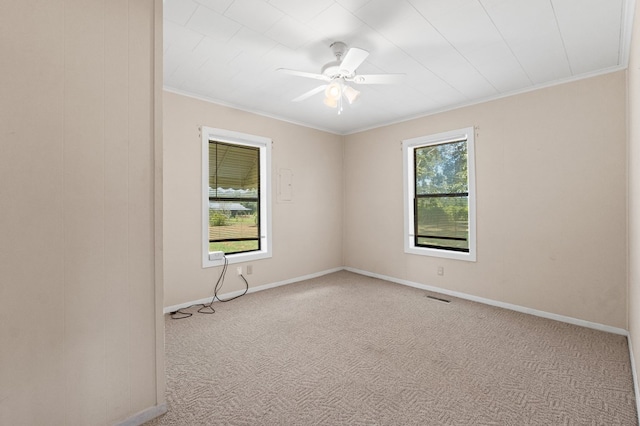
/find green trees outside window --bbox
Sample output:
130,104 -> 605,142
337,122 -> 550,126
414,139 -> 469,252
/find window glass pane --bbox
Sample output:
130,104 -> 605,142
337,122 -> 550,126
209,141 -> 260,254
415,140 -> 467,195
415,196 -> 469,251
416,236 -> 468,251
209,201 -> 258,239
209,240 -> 259,254
209,142 -> 259,193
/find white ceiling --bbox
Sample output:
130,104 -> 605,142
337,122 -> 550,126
164,0 -> 635,135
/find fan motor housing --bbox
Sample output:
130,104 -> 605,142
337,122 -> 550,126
322,41 -> 357,79
321,61 -> 341,78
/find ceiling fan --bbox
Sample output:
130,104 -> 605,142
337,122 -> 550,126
277,42 -> 404,114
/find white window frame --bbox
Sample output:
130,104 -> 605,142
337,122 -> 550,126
402,127 -> 476,262
202,127 -> 272,268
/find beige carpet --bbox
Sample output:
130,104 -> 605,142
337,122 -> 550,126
146,271 -> 637,425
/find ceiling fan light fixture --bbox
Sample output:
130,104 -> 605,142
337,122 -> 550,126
323,97 -> 338,108
325,81 -> 342,101
343,85 -> 360,104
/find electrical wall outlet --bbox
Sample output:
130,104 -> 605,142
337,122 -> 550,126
437,266 -> 444,276
247,265 -> 253,275
236,266 -> 242,276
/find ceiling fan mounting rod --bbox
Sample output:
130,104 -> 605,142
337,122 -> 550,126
330,41 -> 347,62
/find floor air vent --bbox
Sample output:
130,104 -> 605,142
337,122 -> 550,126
426,295 -> 450,303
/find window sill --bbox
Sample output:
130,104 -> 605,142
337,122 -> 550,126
405,244 -> 476,262
203,249 -> 271,268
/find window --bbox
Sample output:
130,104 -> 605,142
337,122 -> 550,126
202,127 -> 271,267
403,127 -> 476,261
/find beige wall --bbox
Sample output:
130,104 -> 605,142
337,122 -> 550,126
344,71 -> 628,329
166,72 -> 628,329
628,0 -> 640,396
0,1 -> 164,424
163,91 -> 343,308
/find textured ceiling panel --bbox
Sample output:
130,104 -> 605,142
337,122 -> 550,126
164,0 -> 634,134
552,0 -> 623,74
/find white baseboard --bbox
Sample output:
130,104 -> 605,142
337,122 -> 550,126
163,267 -> 344,314
344,267 -> 629,336
167,265 -> 629,335
115,403 -> 167,426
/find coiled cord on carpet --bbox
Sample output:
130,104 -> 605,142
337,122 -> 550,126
170,255 -> 249,319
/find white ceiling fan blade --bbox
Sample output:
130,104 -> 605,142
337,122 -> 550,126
292,85 -> 327,102
339,47 -> 369,75
277,68 -> 330,82
350,74 -> 405,85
